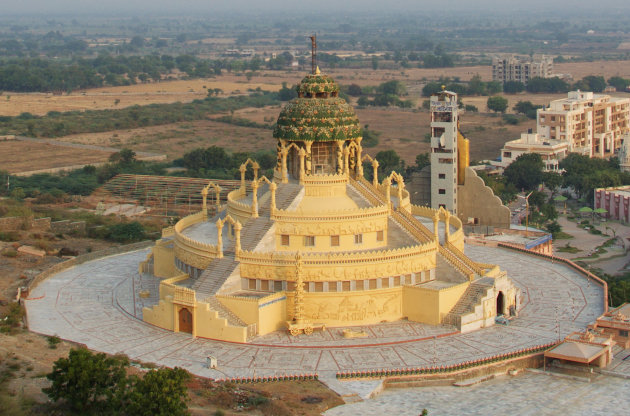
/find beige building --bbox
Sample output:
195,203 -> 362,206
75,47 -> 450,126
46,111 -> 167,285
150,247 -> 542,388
492,54 -> 553,85
498,132 -> 569,171
537,91 -> 630,158
619,133 -> 630,172
594,185 -> 630,223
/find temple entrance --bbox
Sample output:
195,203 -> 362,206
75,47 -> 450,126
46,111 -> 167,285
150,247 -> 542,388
178,307 -> 193,334
496,291 -> 504,316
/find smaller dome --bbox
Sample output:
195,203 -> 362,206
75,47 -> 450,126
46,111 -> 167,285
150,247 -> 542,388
273,72 -> 362,142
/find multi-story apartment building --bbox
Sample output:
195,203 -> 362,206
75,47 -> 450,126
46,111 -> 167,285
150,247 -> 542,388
492,55 -> 553,85
498,131 -> 569,172
537,91 -> 630,158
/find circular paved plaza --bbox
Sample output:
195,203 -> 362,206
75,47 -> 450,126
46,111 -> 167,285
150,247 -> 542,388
25,245 -> 604,383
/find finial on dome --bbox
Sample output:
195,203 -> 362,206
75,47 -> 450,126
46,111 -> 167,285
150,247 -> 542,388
315,66 -> 321,75
441,85 -> 446,91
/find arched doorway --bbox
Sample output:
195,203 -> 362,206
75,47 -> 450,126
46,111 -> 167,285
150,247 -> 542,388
178,307 -> 193,334
496,291 -> 504,316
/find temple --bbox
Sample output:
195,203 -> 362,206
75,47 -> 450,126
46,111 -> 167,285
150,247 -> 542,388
142,69 -> 519,342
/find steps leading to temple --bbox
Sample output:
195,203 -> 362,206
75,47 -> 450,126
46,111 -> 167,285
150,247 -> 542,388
444,279 -> 494,328
192,256 -> 239,300
206,296 -> 248,327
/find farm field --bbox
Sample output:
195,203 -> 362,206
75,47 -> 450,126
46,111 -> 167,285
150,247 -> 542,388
0,140 -> 114,174
0,76 -> 284,117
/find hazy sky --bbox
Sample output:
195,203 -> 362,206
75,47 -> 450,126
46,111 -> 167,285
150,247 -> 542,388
3,0 -> 629,15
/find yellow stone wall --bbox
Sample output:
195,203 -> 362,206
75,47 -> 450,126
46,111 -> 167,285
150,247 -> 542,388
402,282 -> 469,325
153,241 -> 177,278
239,244 -> 437,282
216,292 -> 287,336
286,287 -> 403,326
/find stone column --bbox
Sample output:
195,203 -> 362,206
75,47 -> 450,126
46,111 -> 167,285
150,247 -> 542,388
433,213 -> 440,243
239,165 -> 247,190
215,186 -> 221,212
216,219 -> 223,258
281,143 -> 289,183
201,187 -> 208,219
270,182 -> 277,215
385,177 -> 392,211
253,162 -> 259,183
356,137 -> 364,177
299,148 -> 306,182
396,176 -> 403,206
444,210 -> 451,244
343,147 -> 350,176
336,141 -> 344,174
234,221 -> 242,255
372,160 -> 379,187
251,180 -> 259,218
304,141 -> 313,175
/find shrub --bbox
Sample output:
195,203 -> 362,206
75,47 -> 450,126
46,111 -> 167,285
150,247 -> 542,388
1,248 -> 18,258
0,231 -> 19,242
47,335 -> 61,349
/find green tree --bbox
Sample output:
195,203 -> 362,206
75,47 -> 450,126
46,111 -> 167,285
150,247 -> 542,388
44,348 -> 129,414
503,81 -> 525,94
108,221 -> 146,243
415,153 -> 430,170
504,153 -> 544,191
578,75 -> 606,93
375,149 -> 402,180
608,76 -> 630,92
123,367 -> 190,416
109,148 -> 136,165
487,96 -> 508,113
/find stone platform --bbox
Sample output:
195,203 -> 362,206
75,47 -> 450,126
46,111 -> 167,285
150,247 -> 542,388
25,245 -> 604,385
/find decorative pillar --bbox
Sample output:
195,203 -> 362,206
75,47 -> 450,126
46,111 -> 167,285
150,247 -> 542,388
396,176 -> 403,206
215,186 -> 221,212
349,145 -> 356,173
304,141 -> 313,175
234,221 -> 242,255
270,182 -> 277,215
293,252 -> 305,325
253,162 -> 259,183
251,180 -> 259,218
216,219 -> 224,258
372,160 -> 379,187
239,165 -> 247,190
343,147 -> 350,176
385,177 -> 392,211
356,137 -> 364,177
299,148 -> 306,182
433,213 -> 440,243
201,187 -> 208,219
444,210 -> 451,244
281,143 -> 289,183
336,141 -> 344,174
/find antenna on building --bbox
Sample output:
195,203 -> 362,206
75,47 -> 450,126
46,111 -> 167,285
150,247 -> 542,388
309,34 -> 317,75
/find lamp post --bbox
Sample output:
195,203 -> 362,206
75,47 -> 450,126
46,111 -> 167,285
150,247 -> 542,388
518,191 -> 533,237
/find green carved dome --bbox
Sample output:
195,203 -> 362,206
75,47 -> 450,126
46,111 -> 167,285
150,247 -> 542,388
273,73 -> 362,142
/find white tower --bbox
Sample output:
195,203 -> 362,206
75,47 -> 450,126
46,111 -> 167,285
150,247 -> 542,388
620,133 -> 630,173
430,89 -> 458,213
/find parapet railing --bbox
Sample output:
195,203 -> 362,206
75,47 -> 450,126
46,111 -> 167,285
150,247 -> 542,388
437,245 -> 475,281
351,176 -> 388,206
497,242 -> 609,311
335,342 -> 557,380
394,207 -> 435,242
271,204 -> 389,222
301,172 -> 349,186
238,241 -> 437,268
444,242 -> 486,276
173,211 -> 220,257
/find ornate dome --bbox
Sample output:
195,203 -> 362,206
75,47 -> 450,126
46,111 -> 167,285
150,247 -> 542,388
273,72 -> 362,142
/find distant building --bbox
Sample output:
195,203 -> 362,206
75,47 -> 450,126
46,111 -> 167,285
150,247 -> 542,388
537,91 -> 630,158
594,185 -> 630,223
619,133 -> 630,172
498,131 -> 569,171
492,54 -> 553,85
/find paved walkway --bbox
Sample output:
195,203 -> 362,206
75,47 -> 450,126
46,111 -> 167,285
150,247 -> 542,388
324,371 -> 630,416
25,246 -> 604,384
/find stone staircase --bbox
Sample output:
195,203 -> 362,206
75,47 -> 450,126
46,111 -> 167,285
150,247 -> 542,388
192,256 -> 239,300
192,182 -> 303,302
206,296 -> 247,327
444,279 -> 494,328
